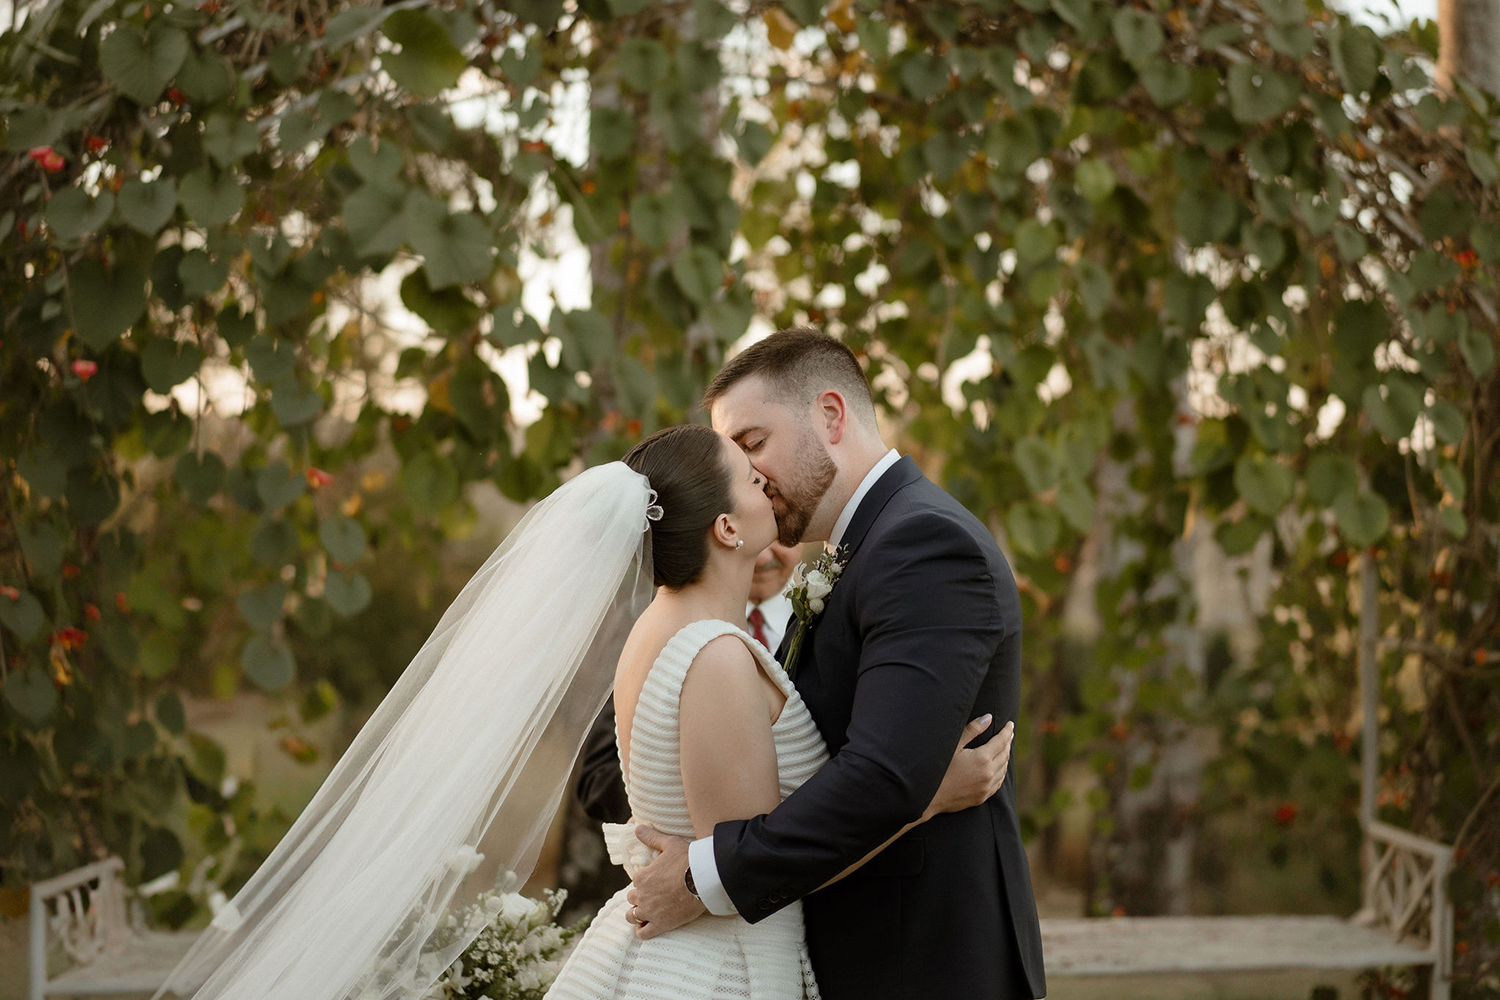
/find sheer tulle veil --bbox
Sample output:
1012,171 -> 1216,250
153,462 -> 656,1000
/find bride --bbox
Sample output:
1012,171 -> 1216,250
156,424 -> 1011,1000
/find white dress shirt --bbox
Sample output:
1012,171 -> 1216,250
689,448 -> 902,917
746,590 -> 792,653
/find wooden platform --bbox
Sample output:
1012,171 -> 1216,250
1042,915 -> 1437,976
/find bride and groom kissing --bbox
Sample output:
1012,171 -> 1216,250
162,328 -> 1045,1000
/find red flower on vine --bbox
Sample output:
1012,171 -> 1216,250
72,359 -> 99,382
1273,801 -> 1299,825
49,627 -> 89,651
62,562 -> 82,579
305,467 -> 334,489
28,146 -> 65,172
0,586 -> 19,601
84,603 -> 101,621
85,135 -> 109,153
167,87 -> 187,104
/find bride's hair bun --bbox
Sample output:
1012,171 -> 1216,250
624,425 -> 734,590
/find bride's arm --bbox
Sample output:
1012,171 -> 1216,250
817,715 -> 1014,889
679,636 -> 783,840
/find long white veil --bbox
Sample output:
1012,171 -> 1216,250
153,462 -> 655,1000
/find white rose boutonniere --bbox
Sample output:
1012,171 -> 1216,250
783,546 -> 848,677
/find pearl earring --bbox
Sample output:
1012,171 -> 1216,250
735,539 -> 744,550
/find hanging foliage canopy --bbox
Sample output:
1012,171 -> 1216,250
2,0 -> 1497,987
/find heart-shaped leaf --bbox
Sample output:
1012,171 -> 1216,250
179,250 -> 230,296
242,634 -> 295,691
179,167 -> 244,226
1006,501 -> 1060,558
138,631 -> 178,678
408,206 -> 492,289
1139,62 -> 1189,106
271,376 -> 323,426
175,450 -> 226,504
901,52 -> 949,101
382,9 -> 466,97
70,257 -> 148,350
237,580 -> 286,630
1227,63 -> 1299,124
617,37 -> 670,92
1234,455 -> 1294,515
0,590 -> 46,642
1334,490 -> 1389,547
1056,478 -> 1095,533
218,305 -> 256,348
1434,502 -> 1466,539
319,515 -> 367,565
116,177 -> 178,235
141,338 -> 204,393
1331,22 -> 1381,95
1458,318 -> 1496,377
1014,437 -> 1061,494
176,46 -> 233,104
46,187 -> 115,241
257,461 -> 306,510
245,335 -> 297,384
100,23 -> 188,105
1111,8 -> 1162,66
1075,259 -> 1111,320
671,245 -> 723,304
66,465 -> 120,525
1428,402 -> 1465,446
203,113 -> 261,167
252,517 -> 299,567
324,570 -> 373,617
1307,453 -> 1359,506
4,668 -> 58,727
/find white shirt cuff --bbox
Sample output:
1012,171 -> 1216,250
688,836 -> 738,916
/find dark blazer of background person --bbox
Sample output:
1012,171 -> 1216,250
715,456 -> 1044,1000
577,699 -> 631,825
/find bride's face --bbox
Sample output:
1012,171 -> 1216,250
719,434 -> 779,554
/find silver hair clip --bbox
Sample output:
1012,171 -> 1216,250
645,489 -> 664,523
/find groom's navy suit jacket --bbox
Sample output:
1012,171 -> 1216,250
575,456 -> 1045,999
716,456 -> 1044,1000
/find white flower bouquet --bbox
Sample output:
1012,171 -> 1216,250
418,875 -> 587,1000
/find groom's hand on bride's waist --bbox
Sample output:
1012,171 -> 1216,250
626,825 -> 705,939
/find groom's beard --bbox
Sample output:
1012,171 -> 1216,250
768,433 -> 836,546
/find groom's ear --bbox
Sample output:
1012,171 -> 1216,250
816,389 -> 849,444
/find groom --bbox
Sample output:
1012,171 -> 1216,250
621,329 -> 1046,999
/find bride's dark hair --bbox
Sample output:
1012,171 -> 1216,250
623,425 -> 735,590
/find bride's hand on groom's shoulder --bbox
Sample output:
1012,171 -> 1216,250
925,716 -> 1015,820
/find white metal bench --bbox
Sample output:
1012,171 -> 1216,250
1040,555 -> 1453,999
27,856 -> 197,1000
1041,820 -> 1452,996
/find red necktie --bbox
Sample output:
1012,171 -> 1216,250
748,607 -> 769,649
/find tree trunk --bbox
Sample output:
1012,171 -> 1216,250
1438,0 -> 1500,97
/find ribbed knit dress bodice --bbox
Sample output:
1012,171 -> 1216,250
547,619 -> 829,1000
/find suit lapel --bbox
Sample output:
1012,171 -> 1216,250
834,455 -> 923,561
782,456 -> 923,694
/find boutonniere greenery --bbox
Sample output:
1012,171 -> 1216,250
782,545 -> 848,678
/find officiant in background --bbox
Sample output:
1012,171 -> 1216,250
556,540 -> 803,917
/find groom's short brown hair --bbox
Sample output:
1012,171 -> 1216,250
702,327 -> 877,425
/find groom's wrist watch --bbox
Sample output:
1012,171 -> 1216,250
684,864 -> 701,901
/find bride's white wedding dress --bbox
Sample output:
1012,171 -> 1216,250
548,619 -> 828,1000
